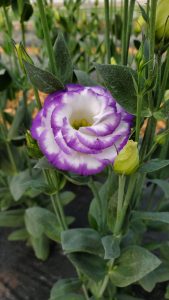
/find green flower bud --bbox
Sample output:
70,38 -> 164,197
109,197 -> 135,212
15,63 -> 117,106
114,140 -> 139,175
155,0 -> 169,47
26,130 -> 42,159
154,130 -> 169,145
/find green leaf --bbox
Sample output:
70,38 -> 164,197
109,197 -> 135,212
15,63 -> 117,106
138,3 -> 148,23
69,252 -> 107,282
139,159 -> 169,173
8,99 -> 26,140
9,169 -> 45,201
53,32 -> 73,84
153,100 -> 169,120
61,228 -> 104,256
34,156 -> 54,170
49,278 -> 82,300
89,171 -> 118,231
133,211 -> 169,224
25,206 -> 61,242
101,235 -> 120,259
139,263 -> 169,292
149,179 -> 169,198
0,0 -> 11,7
0,209 -> 25,227
74,70 -> 97,86
30,234 -> 50,261
8,228 -> 29,241
24,61 -> 64,93
95,64 -> 148,115
60,191 -> 75,206
117,295 -> 144,300
110,246 -> 161,287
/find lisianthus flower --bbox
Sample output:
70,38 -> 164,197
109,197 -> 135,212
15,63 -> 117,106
31,84 -> 133,176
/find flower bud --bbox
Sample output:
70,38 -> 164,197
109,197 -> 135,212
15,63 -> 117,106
155,0 -> 169,46
26,130 -> 42,159
113,140 -> 139,175
154,131 -> 169,145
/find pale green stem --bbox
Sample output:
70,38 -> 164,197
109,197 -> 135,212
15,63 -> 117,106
126,0 -> 136,62
159,48 -> 169,104
135,93 -> 143,143
121,0 -> 129,65
36,0 -> 57,75
104,0 -> 111,63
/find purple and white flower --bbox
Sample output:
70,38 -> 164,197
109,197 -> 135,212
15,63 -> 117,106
31,84 -> 133,175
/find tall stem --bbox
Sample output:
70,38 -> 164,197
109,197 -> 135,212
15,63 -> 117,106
104,0 -> 111,63
121,0 -> 129,65
135,92 -> 143,143
36,0 -> 57,76
126,0 -> 136,62
159,48 -> 169,103
148,0 -> 157,110
114,175 -> 126,235
21,21 -> 26,47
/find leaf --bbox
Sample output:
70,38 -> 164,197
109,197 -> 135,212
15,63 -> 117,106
34,156 -> 54,170
74,70 -> 97,86
110,246 -> 161,287
139,159 -> 169,173
0,0 -> 11,7
117,295 -> 144,300
153,100 -> 169,120
101,235 -> 120,259
25,207 -> 61,242
95,64 -> 148,115
138,3 -> 148,23
8,228 -> 29,241
60,191 -> 75,206
149,179 -> 169,198
24,61 -> 64,93
139,263 -> 169,292
61,228 -> 104,256
53,32 -> 73,84
69,252 -> 107,282
9,169 -> 45,201
30,235 -> 50,261
8,99 -> 26,140
0,209 -> 25,227
89,171 -> 118,231
132,211 -> 169,225
49,278 -> 82,300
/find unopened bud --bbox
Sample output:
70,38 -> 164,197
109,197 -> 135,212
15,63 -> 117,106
114,140 -> 139,175
155,0 -> 169,48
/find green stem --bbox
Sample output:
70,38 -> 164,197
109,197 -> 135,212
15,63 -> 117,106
121,0 -> 129,65
98,275 -> 109,299
156,53 -> 162,108
37,0 -> 57,75
114,174 -> 136,235
135,92 -> 143,143
3,6 -> 18,72
55,191 -> 67,230
21,21 -> 26,47
126,0 -> 136,62
88,177 -> 103,231
114,175 -> 126,235
148,0 -> 158,110
104,0 -> 111,63
33,86 -> 42,109
159,48 -> 169,103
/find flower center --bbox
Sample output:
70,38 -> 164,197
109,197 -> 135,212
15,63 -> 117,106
71,118 -> 92,130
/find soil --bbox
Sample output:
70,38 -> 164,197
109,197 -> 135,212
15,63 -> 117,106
0,185 -> 168,300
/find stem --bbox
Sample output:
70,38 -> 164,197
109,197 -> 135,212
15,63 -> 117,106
37,0 -> 57,75
20,21 -> 25,47
33,86 -> 42,109
126,0 -> 136,62
159,48 -> 169,103
104,0 -> 111,63
156,53 -> 162,108
148,0 -> 157,110
135,92 -> 143,143
121,0 -> 129,65
114,175 -> 126,235
88,177 -> 103,231
114,174 -> 136,235
55,191 -> 67,230
98,275 -> 109,299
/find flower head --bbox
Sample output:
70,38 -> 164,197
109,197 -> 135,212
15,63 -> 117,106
113,140 -> 139,175
31,84 -> 133,176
